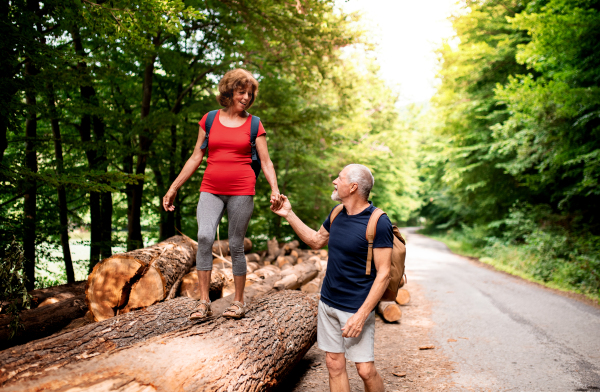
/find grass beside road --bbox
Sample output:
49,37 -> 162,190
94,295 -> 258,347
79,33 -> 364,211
422,230 -> 600,305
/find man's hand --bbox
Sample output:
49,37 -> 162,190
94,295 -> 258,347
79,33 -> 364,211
341,311 -> 368,338
163,188 -> 177,212
270,194 -> 292,218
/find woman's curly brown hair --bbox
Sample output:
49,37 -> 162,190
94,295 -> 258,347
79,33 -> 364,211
216,69 -> 259,109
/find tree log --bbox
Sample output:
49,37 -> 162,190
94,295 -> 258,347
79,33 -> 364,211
245,253 -> 261,263
85,235 -> 196,321
212,238 -> 252,257
0,295 -> 87,350
301,264 -> 327,294
28,281 -> 86,308
0,273 -> 284,388
395,288 -> 411,305
0,290 -> 317,392
274,263 -> 318,290
178,269 -> 226,301
254,264 -> 281,279
376,301 -> 402,322
265,237 -> 279,262
276,255 -> 297,267
300,278 -> 321,294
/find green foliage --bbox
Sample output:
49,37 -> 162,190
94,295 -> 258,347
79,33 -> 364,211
0,238 -> 32,338
2,0 -> 419,288
420,0 -> 600,298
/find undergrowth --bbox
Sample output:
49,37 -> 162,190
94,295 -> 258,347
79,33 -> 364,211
420,206 -> 600,304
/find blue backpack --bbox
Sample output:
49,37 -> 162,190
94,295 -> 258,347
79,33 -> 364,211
199,110 -> 262,179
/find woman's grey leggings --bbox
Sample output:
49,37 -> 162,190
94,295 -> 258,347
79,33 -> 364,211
196,192 -> 254,276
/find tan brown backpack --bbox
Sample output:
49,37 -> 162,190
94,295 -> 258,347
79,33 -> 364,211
330,205 -> 407,301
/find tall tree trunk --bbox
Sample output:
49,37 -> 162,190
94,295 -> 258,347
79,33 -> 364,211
48,85 -> 75,283
92,115 -> 112,261
101,191 -> 112,259
71,27 -> 102,270
128,34 -> 160,250
23,59 -> 38,291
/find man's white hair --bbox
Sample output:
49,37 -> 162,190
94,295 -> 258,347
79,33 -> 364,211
345,164 -> 374,200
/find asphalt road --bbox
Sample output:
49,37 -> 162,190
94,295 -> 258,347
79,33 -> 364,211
405,228 -> 600,392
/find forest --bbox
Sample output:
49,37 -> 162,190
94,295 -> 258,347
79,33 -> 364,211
1,0 -> 599,319
420,0 -> 600,301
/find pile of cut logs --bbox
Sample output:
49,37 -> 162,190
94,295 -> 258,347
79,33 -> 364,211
0,234 -> 411,391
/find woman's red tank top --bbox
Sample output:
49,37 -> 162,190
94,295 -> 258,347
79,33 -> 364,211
198,110 -> 266,195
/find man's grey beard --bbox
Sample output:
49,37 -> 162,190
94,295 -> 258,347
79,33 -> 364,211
331,190 -> 342,202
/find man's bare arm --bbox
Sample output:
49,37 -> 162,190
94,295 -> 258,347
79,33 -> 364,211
341,247 -> 392,338
270,195 -> 329,249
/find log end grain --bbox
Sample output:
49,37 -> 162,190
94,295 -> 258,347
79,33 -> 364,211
395,289 -> 411,305
301,278 -> 321,294
121,266 -> 165,314
86,256 -> 143,321
377,301 -> 402,323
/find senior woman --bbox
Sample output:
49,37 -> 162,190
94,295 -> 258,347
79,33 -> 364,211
163,69 -> 281,320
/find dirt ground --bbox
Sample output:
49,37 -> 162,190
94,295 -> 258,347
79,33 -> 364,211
274,280 -> 457,392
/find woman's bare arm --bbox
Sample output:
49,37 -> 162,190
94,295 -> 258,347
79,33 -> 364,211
162,126 -> 206,211
255,135 -> 281,207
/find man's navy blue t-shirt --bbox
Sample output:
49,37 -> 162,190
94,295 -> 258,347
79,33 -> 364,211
320,202 -> 393,313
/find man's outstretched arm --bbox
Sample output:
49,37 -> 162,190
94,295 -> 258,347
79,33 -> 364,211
271,195 -> 329,249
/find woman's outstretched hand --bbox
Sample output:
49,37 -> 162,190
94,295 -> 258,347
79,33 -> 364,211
270,191 -> 283,211
270,194 -> 292,218
163,188 -> 177,212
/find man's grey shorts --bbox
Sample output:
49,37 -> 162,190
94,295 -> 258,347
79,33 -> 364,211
317,300 -> 375,363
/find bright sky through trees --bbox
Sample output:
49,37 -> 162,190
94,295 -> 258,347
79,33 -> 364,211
337,0 -> 457,104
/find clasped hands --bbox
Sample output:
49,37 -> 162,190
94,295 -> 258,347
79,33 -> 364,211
270,193 -> 291,217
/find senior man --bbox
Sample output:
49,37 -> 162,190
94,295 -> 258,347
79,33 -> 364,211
271,164 -> 393,392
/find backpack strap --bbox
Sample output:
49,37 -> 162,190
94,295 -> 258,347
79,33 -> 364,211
329,204 -> 344,225
365,208 -> 386,275
200,110 -> 219,155
250,115 -> 260,160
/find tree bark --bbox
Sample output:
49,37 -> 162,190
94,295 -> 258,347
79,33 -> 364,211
29,281 -> 86,308
0,290 -> 317,392
47,85 -> 75,283
23,58 -> 38,291
85,235 -> 197,321
274,262 -> 318,290
265,237 -> 280,263
376,301 -> 402,323
0,273 -> 286,388
0,295 -> 87,350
